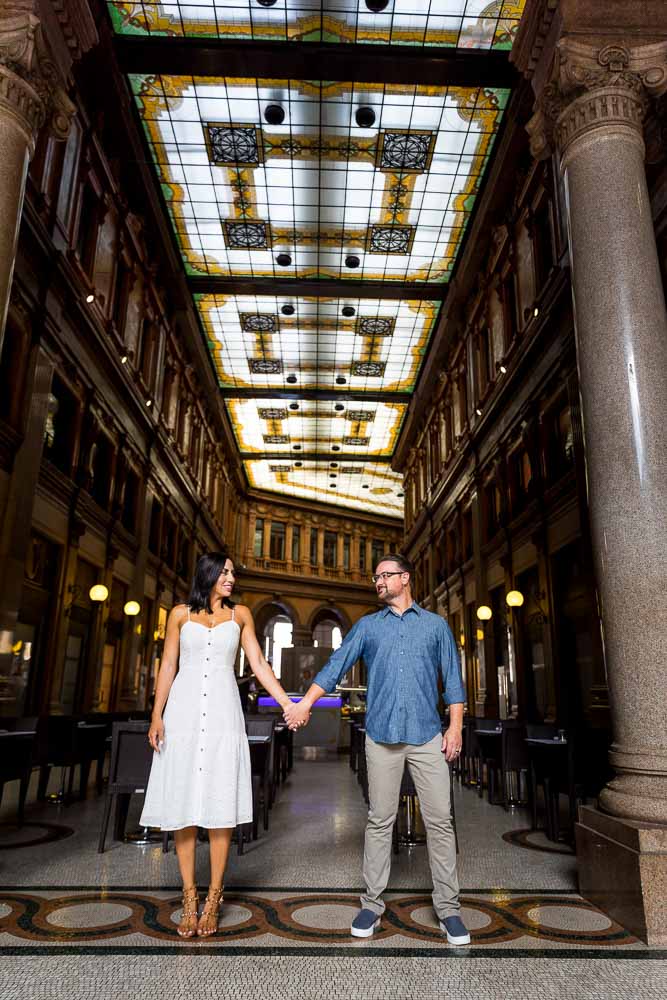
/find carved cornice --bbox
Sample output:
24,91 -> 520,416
0,9 -> 76,149
527,40 -> 667,161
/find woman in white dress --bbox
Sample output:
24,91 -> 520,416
142,550 -> 297,938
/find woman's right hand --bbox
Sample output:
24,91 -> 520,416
148,717 -> 165,753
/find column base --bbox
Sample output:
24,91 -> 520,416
575,805 -> 667,946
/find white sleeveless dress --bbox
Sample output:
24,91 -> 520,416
140,607 -> 253,831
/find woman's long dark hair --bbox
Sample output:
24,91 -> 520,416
188,550 -> 235,613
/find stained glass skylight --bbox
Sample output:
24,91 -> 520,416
197,294 -> 438,392
131,75 -> 508,283
110,0 -> 525,50
245,459 -> 405,515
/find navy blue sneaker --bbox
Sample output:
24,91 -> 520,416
351,908 -> 381,938
439,914 -> 471,945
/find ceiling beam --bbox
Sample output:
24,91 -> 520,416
189,276 -> 445,301
240,452 -> 393,463
116,37 -> 517,89
219,388 -> 409,403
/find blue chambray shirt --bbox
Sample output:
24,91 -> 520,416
313,602 -> 466,745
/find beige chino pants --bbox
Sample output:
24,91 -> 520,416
361,734 -> 460,920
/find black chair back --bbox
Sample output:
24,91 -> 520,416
108,721 -> 152,793
245,715 -> 276,739
502,719 -> 530,771
526,723 -> 557,740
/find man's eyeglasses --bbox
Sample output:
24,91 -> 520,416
371,571 -> 405,584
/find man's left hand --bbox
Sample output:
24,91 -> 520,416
442,726 -> 463,763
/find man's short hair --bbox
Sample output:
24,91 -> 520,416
376,552 -> 414,578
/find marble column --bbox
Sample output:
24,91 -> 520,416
262,519 -> 272,560
523,34 -> 667,944
0,8 -> 76,350
285,522 -> 294,566
527,39 -> 667,824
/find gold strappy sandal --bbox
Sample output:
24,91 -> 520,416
197,887 -> 223,938
177,886 -> 199,938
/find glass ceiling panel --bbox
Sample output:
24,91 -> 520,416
196,294 -> 439,392
131,75 -> 508,283
227,398 -> 406,456
245,459 -> 405,515
110,0 -> 525,50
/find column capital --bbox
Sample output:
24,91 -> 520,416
526,39 -> 667,161
0,7 -> 76,150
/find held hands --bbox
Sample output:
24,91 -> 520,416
283,700 -> 311,731
441,726 -> 462,763
148,717 -> 165,753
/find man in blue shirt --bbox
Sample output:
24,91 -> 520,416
287,553 -> 469,945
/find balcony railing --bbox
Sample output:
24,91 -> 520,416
247,556 -> 364,584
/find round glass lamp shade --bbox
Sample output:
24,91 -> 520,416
124,600 -> 141,617
506,590 -> 525,608
476,605 -> 493,621
89,584 -> 109,603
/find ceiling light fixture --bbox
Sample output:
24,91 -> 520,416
286,374 -> 298,384
362,484 -> 369,489
341,305 -> 355,318
146,399 -> 152,407
533,306 -> 539,317
365,0 -> 389,10
475,407 -> 482,416
332,445 -> 341,452
276,252 -> 292,267
330,483 -> 337,487
281,304 -> 295,315
499,364 -> 507,374
330,473 -> 337,478
334,403 -> 345,412
335,376 -> 347,385
397,492 -> 404,497
345,254 -> 360,268
120,355 -> 128,365
294,461 -> 303,467
264,103 -> 285,125
355,106 -> 376,128
256,0 -> 277,6
293,444 -> 302,450
289,402 -> 299,410
85,293 -> 95,304
330,462 -> 338,468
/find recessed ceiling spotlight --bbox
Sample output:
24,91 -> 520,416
281,304 -> 295,315
264,103 -> 285,125
362,484 -> 370,489
475,407 -> 482,416
257,0 -> 277,6
120,355 -> 128,364
289,402 -> 299,410
330,462 -> 338,468
397,492 -> 404,497
335,376 -> 347,385
85,293 -> 95,304
146,399 -> 152,407
329,483 -> 337,488
286,374 -> 298,384
499,364 -> 507,374
533,306 -> 540,317
294,461 -> 303,467
345,254 -> 360,269
293,444 -> 302,450
334,403 -> 345,412
355,106 -> 376,128
341,305 -> 356,317
332,445 -> 341,452
330,473 -> 337,478
276,252 -> 292,267
365,0 -> 389,9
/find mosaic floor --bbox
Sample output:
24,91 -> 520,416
1,757 -> 665,999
